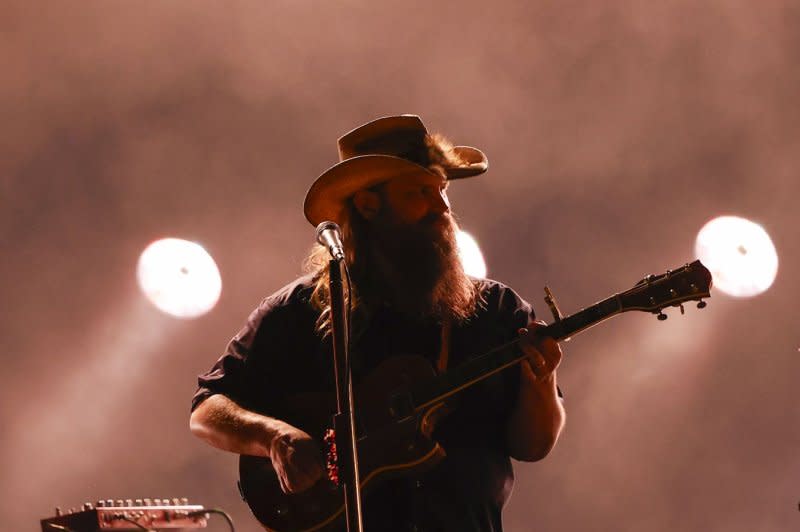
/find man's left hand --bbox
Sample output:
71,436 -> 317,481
518,321 -> 562,381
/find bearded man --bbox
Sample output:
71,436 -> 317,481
189,115 -> 565,532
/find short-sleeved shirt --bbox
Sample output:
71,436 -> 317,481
193,275 -> 536,532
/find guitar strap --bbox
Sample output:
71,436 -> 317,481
435,318 -> 452,374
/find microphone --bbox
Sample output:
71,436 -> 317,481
316,221 -> 345,261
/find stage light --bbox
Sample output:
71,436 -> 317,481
694,216 -> 778,298
457,230 -> 487,278
136,238 -> 222,318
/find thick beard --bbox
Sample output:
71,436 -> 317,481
357,212 -> 479,323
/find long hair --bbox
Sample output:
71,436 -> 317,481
304,202 -> 366,337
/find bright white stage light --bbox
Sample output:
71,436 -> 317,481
694,216 -> 778,298
457,230 -> 487,278
136,238 -> 222,318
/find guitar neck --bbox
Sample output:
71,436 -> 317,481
410,294 -> 624,410
541,293 -> 623,340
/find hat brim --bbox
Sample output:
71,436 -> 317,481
304,147 -> 487,226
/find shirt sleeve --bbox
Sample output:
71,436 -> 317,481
190,296 -> 285,412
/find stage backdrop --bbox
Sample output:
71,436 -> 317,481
2,1 -> 798,530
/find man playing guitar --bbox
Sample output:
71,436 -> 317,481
189,115 -> 565,531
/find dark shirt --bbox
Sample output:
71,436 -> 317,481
193,275 -> 537,532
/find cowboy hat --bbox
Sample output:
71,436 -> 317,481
303,114 -> 488,226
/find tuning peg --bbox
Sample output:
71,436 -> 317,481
679,304 -> 685,315
697,300 -> 707,309
657,311 -> 668,321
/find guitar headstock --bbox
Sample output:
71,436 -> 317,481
620,260 -> 712,320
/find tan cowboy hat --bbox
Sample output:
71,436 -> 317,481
303,114 -> 488,226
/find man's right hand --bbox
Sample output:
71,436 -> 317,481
189,395 -> 325,494
268,423 -> 325,494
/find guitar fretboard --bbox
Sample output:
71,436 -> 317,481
542,294 -> 623,341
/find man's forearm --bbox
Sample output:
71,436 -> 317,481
506,363 -> 565,461
191,394 -> 326,493
189,394 -> 289,458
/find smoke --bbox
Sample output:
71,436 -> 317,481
2,0 -> 798,530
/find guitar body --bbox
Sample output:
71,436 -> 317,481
237,260 -> 713,532
238,355 -> 452,532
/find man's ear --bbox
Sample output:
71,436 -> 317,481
353,190 -> 381,220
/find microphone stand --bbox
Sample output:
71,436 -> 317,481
328,257 -> 364,532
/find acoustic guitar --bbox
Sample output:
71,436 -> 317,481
238,260 -> 712,531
